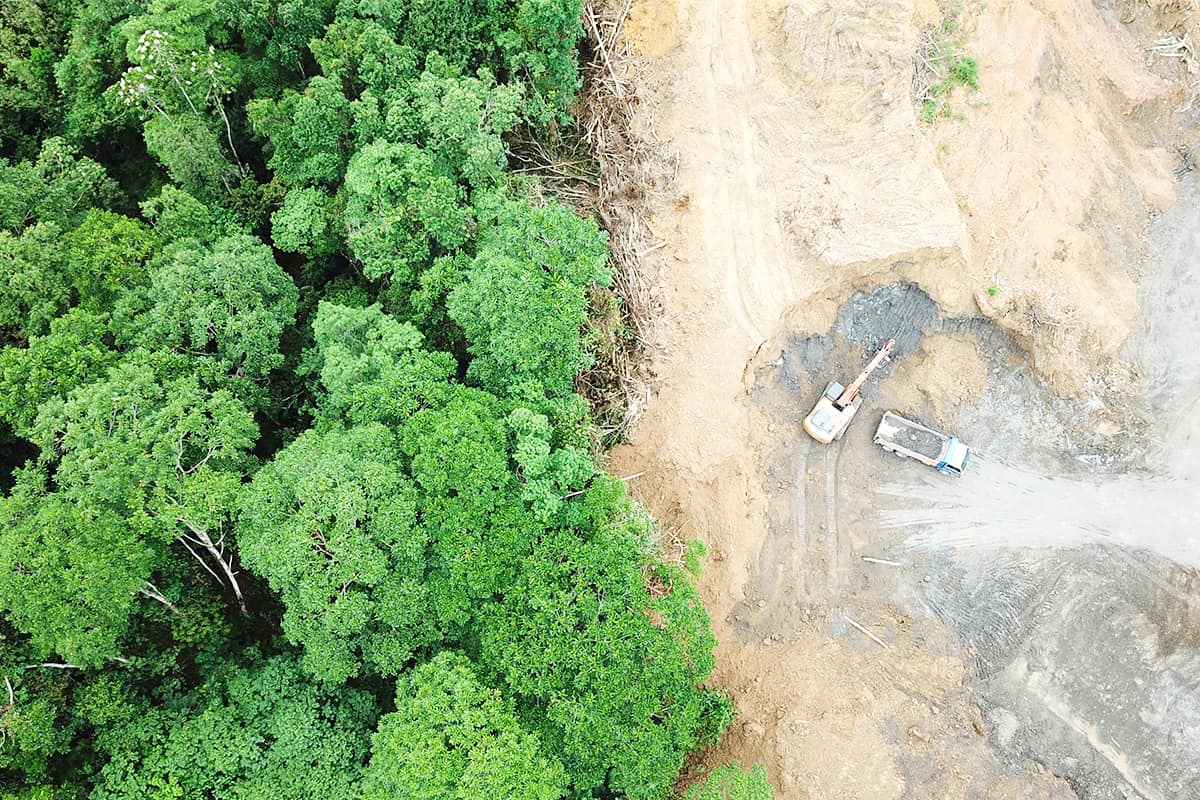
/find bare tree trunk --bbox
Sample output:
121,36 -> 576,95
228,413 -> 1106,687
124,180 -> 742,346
138,581 -> 181,614
24,663 -> 81,670
177,518 -> 247,614
216,102 -> 244,171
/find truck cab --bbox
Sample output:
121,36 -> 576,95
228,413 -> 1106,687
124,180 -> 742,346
934,435 -> 970,476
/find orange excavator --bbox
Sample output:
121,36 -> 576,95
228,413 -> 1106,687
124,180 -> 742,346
802,339 -> 895,444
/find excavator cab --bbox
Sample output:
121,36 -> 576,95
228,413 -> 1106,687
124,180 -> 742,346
802,339 -> 894,444
802,383 -> 862,443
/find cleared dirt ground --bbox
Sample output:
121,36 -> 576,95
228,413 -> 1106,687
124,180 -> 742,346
607,0 -> 1200,797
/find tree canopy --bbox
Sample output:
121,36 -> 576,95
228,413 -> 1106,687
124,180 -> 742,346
0,0 -> 770,797
362,651 -> 568,800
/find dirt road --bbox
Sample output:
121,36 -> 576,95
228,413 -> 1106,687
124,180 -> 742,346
611,0 -> 1200,797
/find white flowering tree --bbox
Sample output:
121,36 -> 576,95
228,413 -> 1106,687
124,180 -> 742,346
117,30 -> 243,193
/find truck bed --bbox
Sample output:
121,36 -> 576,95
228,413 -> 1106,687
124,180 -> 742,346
875,413 -> 946,461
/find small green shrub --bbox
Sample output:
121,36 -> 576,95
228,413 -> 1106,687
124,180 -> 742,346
916,25 -> 980,123
684,763 -> 775,800
949,54 -> 980,90
694,688 -> 737,748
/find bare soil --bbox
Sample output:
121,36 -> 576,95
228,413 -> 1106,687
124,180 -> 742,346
606,0 -> 1200,797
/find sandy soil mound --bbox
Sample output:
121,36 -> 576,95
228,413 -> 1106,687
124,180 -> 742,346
878,334 -> 988,427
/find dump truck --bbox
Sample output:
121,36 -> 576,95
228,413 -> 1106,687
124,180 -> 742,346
802,339 -> 895,444
873,411 -> 970,476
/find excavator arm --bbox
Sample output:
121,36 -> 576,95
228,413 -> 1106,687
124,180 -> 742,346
835,339 -> 895,407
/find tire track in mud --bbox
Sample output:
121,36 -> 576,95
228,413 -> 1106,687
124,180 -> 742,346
730,401 -> 851,642
824,434 -> 849,586
728,435 -> 843,640
801,435 -> 848,595
800,445 -> 829,597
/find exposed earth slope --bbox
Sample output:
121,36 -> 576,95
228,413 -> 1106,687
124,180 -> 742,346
610,0 -> 1200,796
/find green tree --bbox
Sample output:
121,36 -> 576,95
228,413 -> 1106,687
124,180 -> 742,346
64,210 -> 159,312
0,137 -> 116,232
502,0 -> 585,123
117,0 -> 229,53
93,654 -> 377,800
0,477 -> 150,667
238,423 -> 435,683
448,199 -> 611,398
477,484 -> 718,800
0,222 -> 69,342
399,389 -> 538,628
506,405 -> 594,522
29,354 -> 258,537
411,61 -> 523,187
0,0 -> 71,158
307,303 -> 592,621
138,184 -> 214,243
310,18 -> 419,98
391,0 -> 508,73
684,764 -> 775,800
141,112 -> 237,198
306,301 -> 456,428
53,0 -> 139,146
0,1 -> 735,796
247,75 -> 352,188
0,623 -> 85,784
286,302 -> 598,662
124,233 -> 298,395
0,353 -> 260,665
0,309 -> 116,436
271,186 -> 341,256
227,0 -> 336,95
342,139 -> 469,285
115,28 -> 242,196
362,651 -> 567,800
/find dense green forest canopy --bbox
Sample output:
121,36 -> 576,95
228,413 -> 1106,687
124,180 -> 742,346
0,1 -> 772,797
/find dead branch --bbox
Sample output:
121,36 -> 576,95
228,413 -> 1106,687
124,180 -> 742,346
24,662 -> 81,670
138,580 -> 181,614
177,517 -> 247,613
177,534 -> 223,586
586,5 -> 625,99
845,615 -> 891,649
